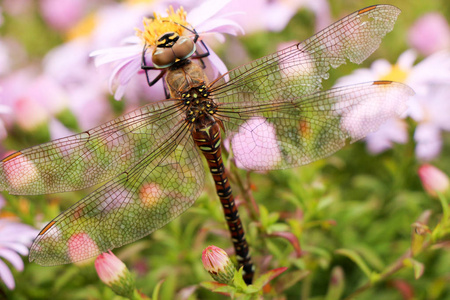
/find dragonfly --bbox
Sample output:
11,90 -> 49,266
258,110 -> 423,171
0,4 -> 413,284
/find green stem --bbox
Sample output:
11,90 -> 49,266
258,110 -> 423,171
343,242 -> 430,300
437,192 -> 449,227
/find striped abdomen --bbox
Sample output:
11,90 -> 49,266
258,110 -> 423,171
191,115 -> 253,283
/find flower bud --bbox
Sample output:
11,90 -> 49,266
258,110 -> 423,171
202,245 -> 235,284
418,164 -> 449,196
95,251 -> 135,298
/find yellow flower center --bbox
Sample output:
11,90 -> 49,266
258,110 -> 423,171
380,64 -> 409,83
66,13 -> 97,41
136,6 -> 189,46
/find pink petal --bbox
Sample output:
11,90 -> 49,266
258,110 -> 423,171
90,44 -> 142,67
366,118 -> 408,154
188,0 -> 232,28
196,18 -> 244,36
418,164 -> 450,195
414,124 -> 442,161
0,248 -> 24,271
49,118 -> 74,140
108,54 -> 142,99
0,242 -> 30,256
0,259 -> 15,289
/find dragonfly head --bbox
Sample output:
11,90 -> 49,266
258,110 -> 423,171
152,32 -> 196,68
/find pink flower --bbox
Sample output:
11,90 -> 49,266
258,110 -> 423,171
0,200 -> 39,289
0,69 -> 75,135
91,0 -> 243,100
67,232 -> 100,263
335,49 -> 450,160
43,40 -> 113,130
230,117 -> 282,170
365,118 -> 408,154
408,13 -> 450,56
39,0 -> 90,32
418,164 -> 449,197
202,245 -> 235,284
95,251 -> 135,298
0,103 -> 12,141
1,153 -> 40,193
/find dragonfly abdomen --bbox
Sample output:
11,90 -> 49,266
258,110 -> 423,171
192,115 -> 254,283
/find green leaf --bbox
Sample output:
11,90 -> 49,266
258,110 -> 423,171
199,281 -> 228,291
233,267 -> 248,291
437,192 -> 449,227
199,281 -> 233,296
253,267 -> 288,289
411,222 -> 430,256
335,248 -> 372,279
151,279 -> 165,300
404,258 -> 425,279
325,266 -> 345,300
276,270 -> 310,292
56,109 -> 80,132
259,205 -> 269,228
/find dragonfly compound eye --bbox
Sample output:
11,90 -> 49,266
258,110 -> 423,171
152,47 -> 176,68
152,34 -> 195,68
172,37 -> 196,60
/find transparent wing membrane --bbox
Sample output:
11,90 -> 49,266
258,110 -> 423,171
211,5 -> 401,104
29,123 -> 205,265
0,100 -> 184,195
219,81 -> 413,170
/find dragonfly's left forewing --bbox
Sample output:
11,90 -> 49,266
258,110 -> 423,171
220,81 -> 413,170
29,123 -> 205,265
0,101 -> 183,195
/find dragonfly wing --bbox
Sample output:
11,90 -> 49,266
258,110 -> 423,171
0,100 -> 184,195
210,5 -> 400,103
29,123 -> 205,265
217,81 -> 413,170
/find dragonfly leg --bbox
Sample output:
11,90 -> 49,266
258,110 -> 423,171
189,27 -> 210,69
192,40 -> 210,69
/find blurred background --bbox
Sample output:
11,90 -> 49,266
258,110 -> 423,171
0,0 -> 449,299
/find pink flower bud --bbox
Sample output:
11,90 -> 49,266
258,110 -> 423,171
418,164 -> 449,196
202,245 -> 235,284
95,251 -> 135,298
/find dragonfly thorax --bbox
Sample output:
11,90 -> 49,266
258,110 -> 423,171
165,61 -> 209,99
152,32 -> 196,68
183,86 -> 217,123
